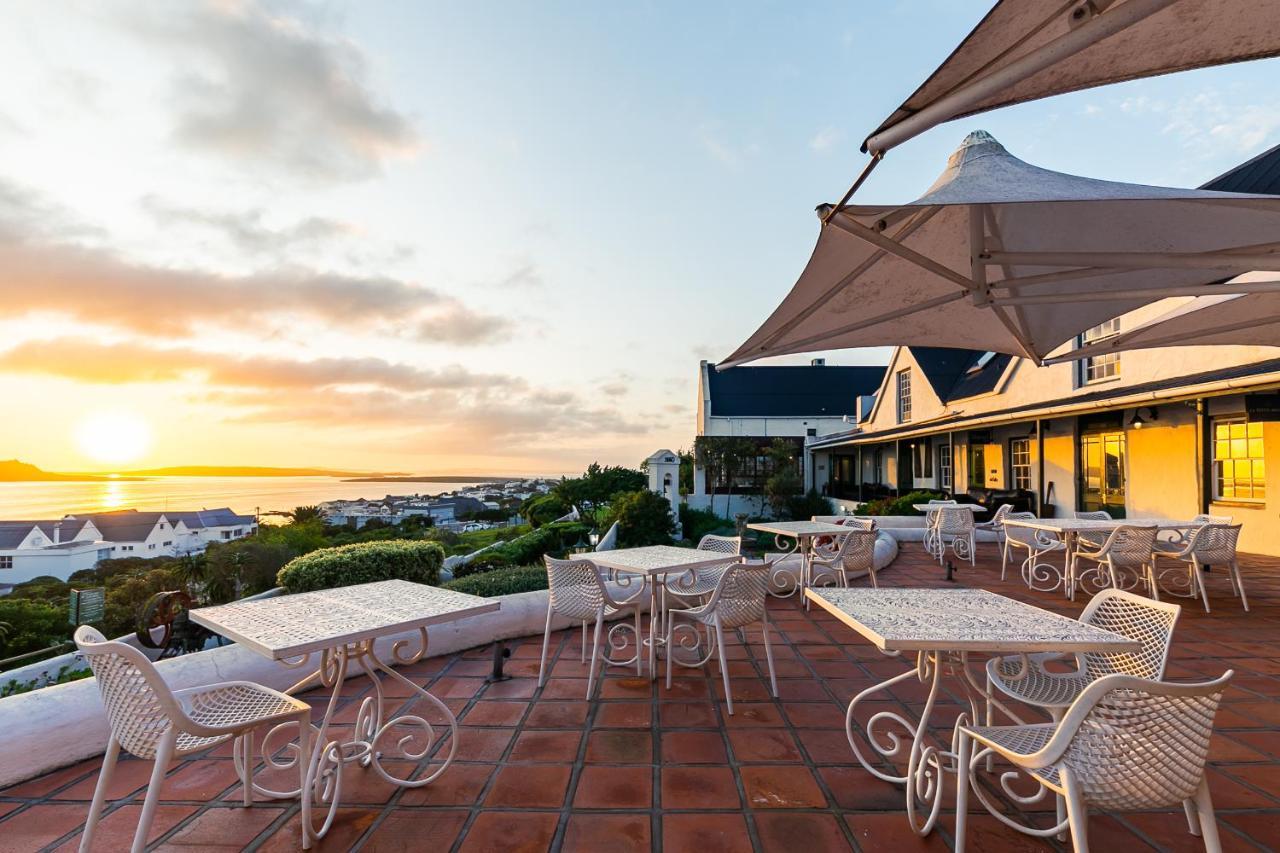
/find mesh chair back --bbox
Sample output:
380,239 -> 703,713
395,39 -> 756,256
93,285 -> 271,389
544,556 -> 608,620
1097,525 -> 1157,568
1005,520 -> 1053,549
988,504 -> 1013,527
1187,524 -> 1241,564
833,529 -> 877,573
1079,590 -> 1179,682
1192,514 -> 1233,525
1076,511 -> 1112,521
936,505 -> 974,536
1062,673 -> 1230,811
710,563 -> 769,629
843,517 -> 876,531
74,625 -> 183,760
697,534 -> 741,556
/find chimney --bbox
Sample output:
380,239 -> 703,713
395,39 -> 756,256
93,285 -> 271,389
811,358 -> 826,367
53,522 -> 61,545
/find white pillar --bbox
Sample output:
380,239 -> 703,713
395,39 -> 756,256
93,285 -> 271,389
646,450 -> 683,538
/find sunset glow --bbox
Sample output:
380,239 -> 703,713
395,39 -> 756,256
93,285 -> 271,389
75,412 -> 153,466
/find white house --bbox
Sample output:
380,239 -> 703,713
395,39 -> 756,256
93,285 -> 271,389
0,519 -> 113,588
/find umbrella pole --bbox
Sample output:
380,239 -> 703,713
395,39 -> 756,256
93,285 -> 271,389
822,153 -> 883,224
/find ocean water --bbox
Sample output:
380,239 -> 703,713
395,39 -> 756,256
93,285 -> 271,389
0,477 -> 489,520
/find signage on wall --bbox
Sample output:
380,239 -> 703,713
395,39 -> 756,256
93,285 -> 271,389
69,587 -> 106,625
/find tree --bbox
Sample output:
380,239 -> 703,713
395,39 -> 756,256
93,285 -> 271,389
764,438 -> 803,518
290,505 -> 323,524
694,436 -> 758,519
522,493 -> 570,528
604,489 -> 677,547
552,463 -> 647,520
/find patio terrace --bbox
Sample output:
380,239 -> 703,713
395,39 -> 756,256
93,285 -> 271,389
2,545 -> 1278,852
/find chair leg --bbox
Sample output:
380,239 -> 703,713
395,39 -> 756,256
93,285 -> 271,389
1193,558 -> 1211,613
665,612 -> 675,689
1193,777 -> 1222,853
1232,561 -> 1249,612
1184,798 -> 1202,837
761,615 -> 778,698
537,599 -> 554,687
714,620 -> 733,715
240,729 -> 254,807
1001,540 -> 1009,579
867,566 -> 878,589
132,728 -> 176,853
954,729 -> 970,853
1062,773 -> 1090,853
634,607 -> 643,676
298,716 -> 313,851
585,614 -> 603,700
80,736 -> 120,853
580,621 -> 587,664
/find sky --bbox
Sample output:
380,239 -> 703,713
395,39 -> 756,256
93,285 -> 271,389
2,1 -> 1280,476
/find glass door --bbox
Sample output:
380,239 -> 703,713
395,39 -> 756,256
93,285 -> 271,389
1079,431 -> 1126,517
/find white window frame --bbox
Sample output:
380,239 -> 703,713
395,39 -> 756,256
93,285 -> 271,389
0,556 -> 12,569
1078,319 -> 1121,385
1212,417 -> 1265,502
938,443 -> 952,491
896,369 -> 912,424
1010,438 -> 1032,492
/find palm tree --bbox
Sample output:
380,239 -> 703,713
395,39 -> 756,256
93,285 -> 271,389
290,505 -> 322,524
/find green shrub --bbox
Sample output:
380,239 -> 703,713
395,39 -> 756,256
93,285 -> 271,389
862,490 -> 945,516
679,505 -> 732,543
604,489 -> 676,547
786,489 -> 834,521
277,539 -> 444,594
441,564 -> 547,597
521,494 -> 570,527
459,522 -> 591,576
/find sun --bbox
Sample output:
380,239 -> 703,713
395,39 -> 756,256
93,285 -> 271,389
75,412 -> 153,467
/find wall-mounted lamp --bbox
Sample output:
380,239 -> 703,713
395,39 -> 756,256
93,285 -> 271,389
1130,407 -> 1158,429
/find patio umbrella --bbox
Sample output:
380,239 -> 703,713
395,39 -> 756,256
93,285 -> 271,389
1043,271 -> 1280,364
863,0 -> 1280,156
720,131 -> 1280,368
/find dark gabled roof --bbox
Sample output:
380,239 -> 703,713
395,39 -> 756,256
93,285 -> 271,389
707,365 -> 884,418
165,508 -> 254,530
0,522 -> 39,550
75,510 -> 166,542
0,519 -> 92,549
907,348 -> 1011,404
1201,142 -> 1280,194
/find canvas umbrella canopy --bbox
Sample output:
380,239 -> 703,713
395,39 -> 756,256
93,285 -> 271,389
863,0 -> 1280,156
721,131 -> 1280,368
1044,271 -> 1280,363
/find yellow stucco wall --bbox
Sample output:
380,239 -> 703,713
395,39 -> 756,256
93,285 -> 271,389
1125,405 -> 1201,521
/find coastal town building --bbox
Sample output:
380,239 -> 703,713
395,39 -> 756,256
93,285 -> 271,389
319,479 -> 552,530
0,508 -> 256,589
690,359 -> 885,512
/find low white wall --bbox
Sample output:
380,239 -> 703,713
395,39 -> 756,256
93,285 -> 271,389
0,585 -> 644,788
684,494 -> 769,519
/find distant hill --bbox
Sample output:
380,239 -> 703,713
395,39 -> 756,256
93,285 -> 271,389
342,475 -> 523,483
117,465 -> 404,478
0,460 -> 136,482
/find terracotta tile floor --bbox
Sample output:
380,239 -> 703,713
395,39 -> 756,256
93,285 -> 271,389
4,546 -> 1280,851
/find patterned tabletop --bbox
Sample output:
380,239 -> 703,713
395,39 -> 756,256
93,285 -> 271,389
191,579 -> 500,659
805,587 -> 1141,653
912,504 -> 984,512
747,521 -> 851,537
575,545 -> 737,576
1006,518 -> 1194,532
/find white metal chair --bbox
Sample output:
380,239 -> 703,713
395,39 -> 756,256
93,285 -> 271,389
934,505 -> 976,566
1153,513 -> 1233,556
999,511 -> 1037,578
74,626 -> 311,853
1153,524 -> 1247,613
664,534 -> 741,607
957,670 -> 1234,853
921,500 -> 957,557
665,562 -> 777,715
808,529 -> 880,589
1071,510 -> 1115,552
538,556 -> 644,699
975,503 -> 1014,550
1070,524 -> 1159,599
986,589 -> 1180,723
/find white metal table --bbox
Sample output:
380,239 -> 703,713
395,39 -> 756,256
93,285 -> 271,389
575,545 -> 740,680
805,587 -> 1139,836
191,580 -> 499,848
1005,517 -> 1199,597
747,520 -> 851,608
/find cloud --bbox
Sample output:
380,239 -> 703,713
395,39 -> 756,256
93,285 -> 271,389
0,178 -> 509,343
600,382 -> 628,397
0,338 -> 516,393
123,1 -> 420,182
809,127 -> 843,153
1118,88 -> 1280,158
140,196 -> 355,254
492,262 -> 544,289
696,122 -> 761,169
415,305 -> 514,346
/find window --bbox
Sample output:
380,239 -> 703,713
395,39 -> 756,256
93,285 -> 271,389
912,440 -> 933,479
1010,438 -> 1032,491
163,541 -> 172,547
969,444 -> 986,488
222,530 -> 233,540
896,369 -> 912,423
148,544 -> 155,550
1078,319 -> 1121,384
0,556 -> 11,569
1213,419 -> 1265,501
938,444 -> 952,490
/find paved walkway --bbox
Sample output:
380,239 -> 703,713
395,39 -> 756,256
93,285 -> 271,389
2,545 -> 1278,851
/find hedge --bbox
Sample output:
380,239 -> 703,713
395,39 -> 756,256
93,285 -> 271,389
441,564 -> 547,597
456,522 -> 591,578
276,539 -> 444,594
